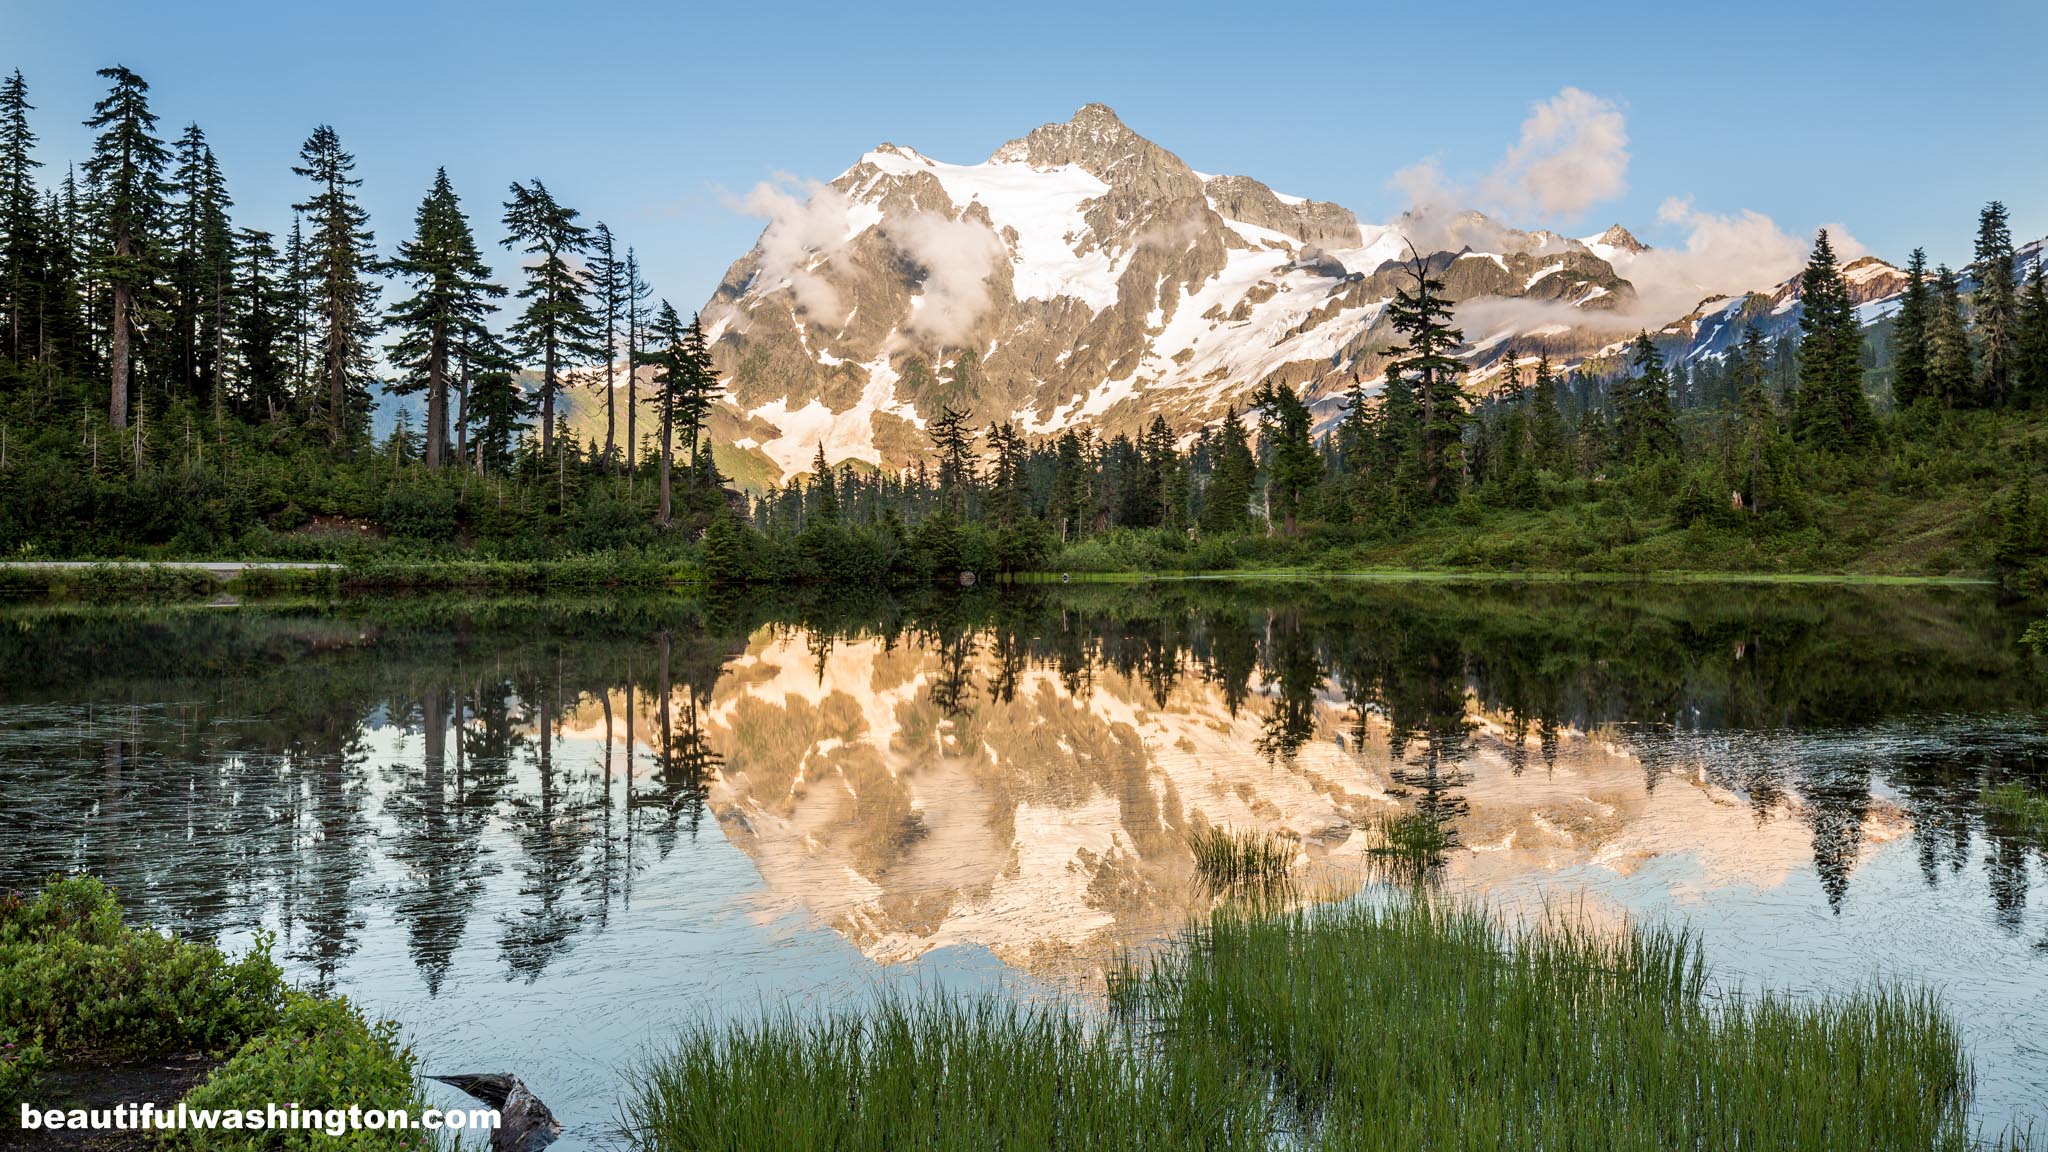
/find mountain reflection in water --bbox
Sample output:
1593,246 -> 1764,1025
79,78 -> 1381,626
1,581 -> 2044,1138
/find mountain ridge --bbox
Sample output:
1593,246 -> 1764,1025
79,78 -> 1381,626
692,104 -> 1981,483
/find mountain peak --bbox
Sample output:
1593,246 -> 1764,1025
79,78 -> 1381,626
988,103 -> 1192,188
1592,224 -> 1648,254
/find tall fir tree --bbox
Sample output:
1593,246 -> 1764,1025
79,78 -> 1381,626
501,179 -> 599,463
647,300 -> 709,525
1891,248 -> 1931,408
2020,265 -> 2048,401
621,246 -> 652,484
1927,264 -> 1974,407
463,366 -> 531,475
1791,229 -> 1873,450
1971,201 -> 2019,406
1615,333 -> 1679,462
1529,354 -> 1568,474
168,122 -> 234,415
82,65 -> 170,434
1251,379 -> 1319,534
1201,407 -> 1257,533
927,403 -> 978,516
382,169 -> 502,470
674,314 -> 718,479
230,227 -> 291,419
586,222 -> 626,469
1382,251 -> 1468,503
0,68 -> 41,368
292,125 -> 379,448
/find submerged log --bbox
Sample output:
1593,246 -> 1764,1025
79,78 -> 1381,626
430,1073 -> 561,1152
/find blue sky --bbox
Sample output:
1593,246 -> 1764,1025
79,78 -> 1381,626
6,0 -> 2044,313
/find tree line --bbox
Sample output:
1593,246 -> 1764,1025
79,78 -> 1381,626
3,61 -> 2046,576
0,64 -> 728,556
708,207 -> 2048,583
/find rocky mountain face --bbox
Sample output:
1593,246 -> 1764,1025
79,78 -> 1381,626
699,104 -> 1924,482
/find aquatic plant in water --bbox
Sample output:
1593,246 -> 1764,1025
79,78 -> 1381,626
626,889 -> 2013,1151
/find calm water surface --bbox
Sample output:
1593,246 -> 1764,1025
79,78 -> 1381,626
2,582 -> 2045,1145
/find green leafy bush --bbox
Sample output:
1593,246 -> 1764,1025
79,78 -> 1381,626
168,992 -> 428,1151
0,876 -> 284,1059
0,1032 -> 48,1118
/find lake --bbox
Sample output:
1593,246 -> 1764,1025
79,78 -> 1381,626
2,580 -> 2045,1146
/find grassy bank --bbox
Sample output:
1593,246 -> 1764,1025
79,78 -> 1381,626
1,876 -> 431,1149
0,552 -> 699,600
623,890 -> 2021,1151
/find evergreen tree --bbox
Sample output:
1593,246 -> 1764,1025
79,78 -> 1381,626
984,422 -> 1029,526
621,246 -> 652,483
809,442 -> 840,524
1928,264 -> 1974,407
464,367 -> 530,475
587,221 -> 624,468
1382,251 -> 1468,503
1614,333 -> 1679,463
501,179 -> 598,463
169,122 -> 233,414
673,314 -> 718,479
1726,331 -> 1794,519
230,227 -> 291,418
292,125 -> 378,448
1791,229 -> 1873,450
1201,407 -> 1256,533
1892,248 -> 1931,408
928,404 -> 977,515
1251,379 -> 1319,534
2020,265 -> 2048,401
382,168 -> 502,470
1050,429 -> 1088,540
83,65 -> 170,434
648,300 -> 710,525
0,68 -> 40,368
1141,415 -> 1184,529
1529,353 -> 1568,474
1971,201 -> 2019,406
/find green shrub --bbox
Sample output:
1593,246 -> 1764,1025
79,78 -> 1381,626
168,992 -> 427,1151
0,876 -> 284,1059
0,1032 -> 48,1118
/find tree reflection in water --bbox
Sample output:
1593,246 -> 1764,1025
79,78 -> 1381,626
0,580 -> 2044,992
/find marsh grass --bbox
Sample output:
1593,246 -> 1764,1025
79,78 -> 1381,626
628,888 -> 2017,1151
1983,780 -> 2048,842
1188,826 -> 1296,887
618,995 -> 1267,1151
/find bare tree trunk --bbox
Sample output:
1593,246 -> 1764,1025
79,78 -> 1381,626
425,325 -> 446,471
110,280 -> 130,431
659,392 -> 672,526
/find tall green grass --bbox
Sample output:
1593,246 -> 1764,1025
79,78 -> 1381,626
618,995 -> 1266,1151
626,890 -> 2018,1151
1134,898 -> 1985,1151
1188,826 -> 1296,887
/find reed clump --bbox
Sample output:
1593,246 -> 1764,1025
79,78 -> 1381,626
618,995 -> 1266,1151
625,892 -> 2011,1151
1188,826 -> 1296,887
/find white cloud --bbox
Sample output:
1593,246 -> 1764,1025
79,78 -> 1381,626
1389,87 -> 1629,249
1486,87 -> 1630,220
737,176 -> 857,322
881,212 -> 1007,346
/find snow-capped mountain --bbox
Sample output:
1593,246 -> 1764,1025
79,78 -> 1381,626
697,104 -> 1940,481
